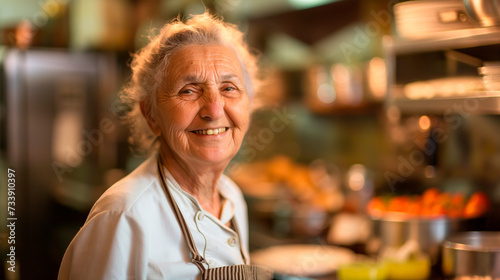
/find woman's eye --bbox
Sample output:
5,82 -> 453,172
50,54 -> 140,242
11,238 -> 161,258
180,89 -> 194,94
177,87 -> 200,100
223,86 -> 235,92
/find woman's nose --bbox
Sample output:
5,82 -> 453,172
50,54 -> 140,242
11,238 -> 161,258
199,90 -> 224,121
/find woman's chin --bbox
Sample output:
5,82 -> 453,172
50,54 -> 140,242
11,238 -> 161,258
192,150 -> 235,167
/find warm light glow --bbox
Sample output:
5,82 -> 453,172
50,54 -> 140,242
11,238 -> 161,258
347,164 -> 366,191
317,83 -> 336,104
419,115 -> 431,131
288,0 -> 340,9
424,165 -> 436,178
331,63 -> 350,104
368,57 -> 387,100
386,105 -> 401,124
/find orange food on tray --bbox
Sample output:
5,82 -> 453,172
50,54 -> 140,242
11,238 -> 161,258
367,189 -> 489,219
463,191 -> 490,218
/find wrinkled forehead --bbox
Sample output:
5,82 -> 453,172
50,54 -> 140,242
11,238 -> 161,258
165,44 -> 244,82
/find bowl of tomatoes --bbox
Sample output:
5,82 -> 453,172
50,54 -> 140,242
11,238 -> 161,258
367,188 -> 490,264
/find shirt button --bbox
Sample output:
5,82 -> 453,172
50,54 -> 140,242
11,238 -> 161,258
227,236 -> 237,247
196,211 -> 205,221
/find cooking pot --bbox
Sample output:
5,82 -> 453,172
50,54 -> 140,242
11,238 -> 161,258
274,203 -> 331,237
442,231 -> 500,277
371,215 -> 479,264
464,0 -> 500,26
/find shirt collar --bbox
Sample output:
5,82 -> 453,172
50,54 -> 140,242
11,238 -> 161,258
160,163 -> 236,224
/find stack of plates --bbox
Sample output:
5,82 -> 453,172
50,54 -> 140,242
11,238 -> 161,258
479,61 -> 500,91
250,244 -> 355,277
403,76 -> 484,99
394,0 -> 477,39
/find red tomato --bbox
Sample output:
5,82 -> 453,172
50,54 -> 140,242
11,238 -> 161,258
448,193 -> 465,218
366,197 -> 386,217
422,188 -> 440,207
388,196 -> 410,213
407,198 -> 422,216
428,203 -> 446,217
464,191 -> 490,218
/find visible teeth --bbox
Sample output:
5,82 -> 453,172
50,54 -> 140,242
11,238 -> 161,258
195,127 -> 226,135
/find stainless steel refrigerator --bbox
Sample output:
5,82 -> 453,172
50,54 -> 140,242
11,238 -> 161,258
1,48 -> 120,280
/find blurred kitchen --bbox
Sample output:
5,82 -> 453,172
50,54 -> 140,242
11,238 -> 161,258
1,0 -> 500,279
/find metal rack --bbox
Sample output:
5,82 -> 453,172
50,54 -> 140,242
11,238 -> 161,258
385,27 -> 500,114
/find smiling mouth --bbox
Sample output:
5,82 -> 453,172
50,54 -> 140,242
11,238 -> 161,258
192,127 -> 228,135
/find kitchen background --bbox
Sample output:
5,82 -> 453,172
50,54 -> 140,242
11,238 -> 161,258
1,0 -> 500,279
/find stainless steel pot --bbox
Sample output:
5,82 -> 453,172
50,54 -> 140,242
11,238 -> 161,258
274,203 -> 330,237
442,231 -> 500,277
464,0 -> 500,26
371,216 -> 475,264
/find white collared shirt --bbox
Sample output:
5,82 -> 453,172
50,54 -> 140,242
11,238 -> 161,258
58,153 -> 249,280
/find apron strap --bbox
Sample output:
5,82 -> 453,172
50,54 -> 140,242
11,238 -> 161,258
231,217 -> 248,264
157,156 -> 207,273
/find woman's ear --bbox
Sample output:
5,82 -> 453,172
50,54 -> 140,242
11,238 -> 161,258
140,101 -> 161,136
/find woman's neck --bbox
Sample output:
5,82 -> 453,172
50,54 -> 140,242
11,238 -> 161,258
159,147 -> 225,218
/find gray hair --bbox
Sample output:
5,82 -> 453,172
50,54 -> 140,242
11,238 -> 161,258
119,12 -> 260,156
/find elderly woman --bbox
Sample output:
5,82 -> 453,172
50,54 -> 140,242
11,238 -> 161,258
58,13 -> 272,280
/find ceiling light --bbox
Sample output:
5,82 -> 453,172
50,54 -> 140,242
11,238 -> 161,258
288,0 -> 341,10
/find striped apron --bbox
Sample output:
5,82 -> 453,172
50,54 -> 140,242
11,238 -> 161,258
157,157 -> 274,280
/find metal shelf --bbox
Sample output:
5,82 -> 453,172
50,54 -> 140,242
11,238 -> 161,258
388,92 -> 500,115
384,27 -> 500,115
386,27 -> 500,54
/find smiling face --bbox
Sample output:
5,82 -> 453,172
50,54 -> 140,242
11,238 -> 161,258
147,44 -> 250,168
